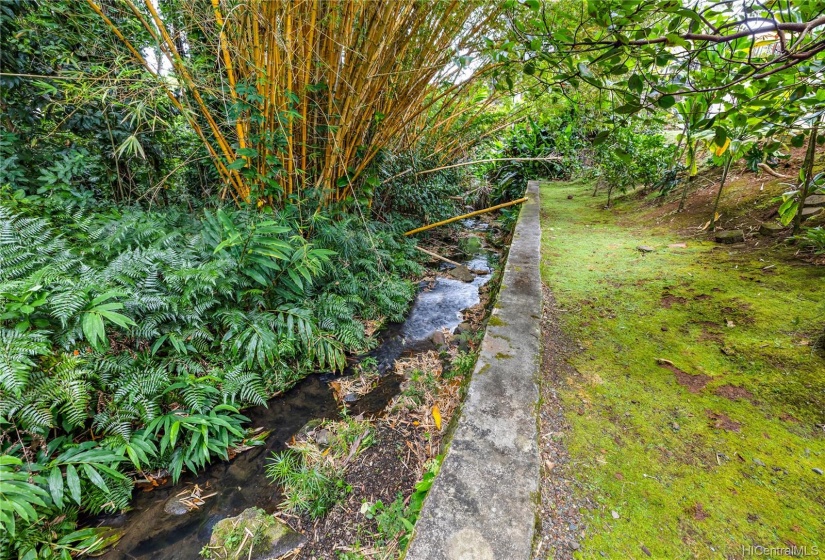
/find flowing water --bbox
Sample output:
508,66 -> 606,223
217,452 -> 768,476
98,238 -> 493,559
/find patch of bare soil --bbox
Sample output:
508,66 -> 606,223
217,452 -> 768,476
533,284 -> 593,559
629,147 -> 811,232
706,410 -> 742,432
660,292 -> 688,309
657,360 -> 711,393
689,502 -> 709,521
714,384 -> 755,402
779,412 -> 801,424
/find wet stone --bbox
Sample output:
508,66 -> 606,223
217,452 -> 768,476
715,230 -> 745,244
315,429 -> 332,447
163,494 -> 192,516
805,194 -> 825,206
454,322 -> 472,335
296,419 -> 323,439
813,468 -> 823,475
637,245 -> 655,253
447,264 -> 475,283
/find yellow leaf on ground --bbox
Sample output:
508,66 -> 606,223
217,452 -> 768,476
432,405 -> 442,430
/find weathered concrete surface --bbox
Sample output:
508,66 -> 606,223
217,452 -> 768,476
405,181 -> 542,560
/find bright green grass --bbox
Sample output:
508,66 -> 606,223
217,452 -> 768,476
539,180 -> 824,560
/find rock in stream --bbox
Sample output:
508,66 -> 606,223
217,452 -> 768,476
205,507 -> 305,560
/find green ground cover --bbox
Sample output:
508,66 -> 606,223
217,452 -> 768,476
539,180 -> 824,559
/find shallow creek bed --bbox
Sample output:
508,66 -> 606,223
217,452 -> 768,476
93,214 -> 511,560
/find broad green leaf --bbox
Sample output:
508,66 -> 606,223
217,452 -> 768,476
236,147 -> 259,158
523,61 -> 536,76
169,420 -> 181,447
81,312 -> 106,349
66,464 -> 81,505
714,127 -> 727,147
593,131 -> 610,145
227,158 -> 247,170
49,466 -> 64,508
97,310 -> 136,329
82,464 -> 109,494
658,95 -> 676,109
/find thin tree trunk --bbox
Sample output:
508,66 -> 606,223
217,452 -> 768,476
678,176 -> 692,211
711,155 -> 733,230
794,115 -> 822,234
678,134 -> 697,212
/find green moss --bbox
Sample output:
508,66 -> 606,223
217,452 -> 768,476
203,508 -> 284,559
494,352 -> 513,360
488,315 -> 507,327
539,180 -> 825,559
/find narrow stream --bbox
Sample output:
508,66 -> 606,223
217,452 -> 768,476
98,229 -> 493,559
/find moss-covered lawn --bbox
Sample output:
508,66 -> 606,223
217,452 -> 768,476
539,180 -> 824,559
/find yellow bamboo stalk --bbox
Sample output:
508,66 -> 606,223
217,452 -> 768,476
140,0 -> 247,198
211,0 -> 247,152
300,0 -> 317,191
405,197 -> 528,236
85,0 -> 243,199
90,0 -> 507,209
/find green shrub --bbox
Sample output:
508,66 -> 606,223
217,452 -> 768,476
799,227 -> 825,254
266,418 -> 372,518
486,113 -> 591,205
593,125 -> 676,206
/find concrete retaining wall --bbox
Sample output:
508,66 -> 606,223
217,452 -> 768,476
405,180 -> 542,560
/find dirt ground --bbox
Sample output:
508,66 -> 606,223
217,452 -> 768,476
532,285 -> 594,560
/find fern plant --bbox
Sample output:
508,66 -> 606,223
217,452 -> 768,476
1,197 -> 422,552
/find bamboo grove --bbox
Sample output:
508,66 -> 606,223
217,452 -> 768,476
86,0 -> 506,207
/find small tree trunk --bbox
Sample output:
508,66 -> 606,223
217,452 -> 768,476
606,184 -> 614,208
678,140 -> 696,212
678,176 -> 692,212
710,155 -> 733,231
794,116 -> 822,234
592,181 -> 600,196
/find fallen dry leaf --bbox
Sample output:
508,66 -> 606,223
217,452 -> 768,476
432,405 -> 442,430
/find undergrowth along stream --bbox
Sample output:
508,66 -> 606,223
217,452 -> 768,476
0,198 -> 423,556
77,217 -> 504,559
